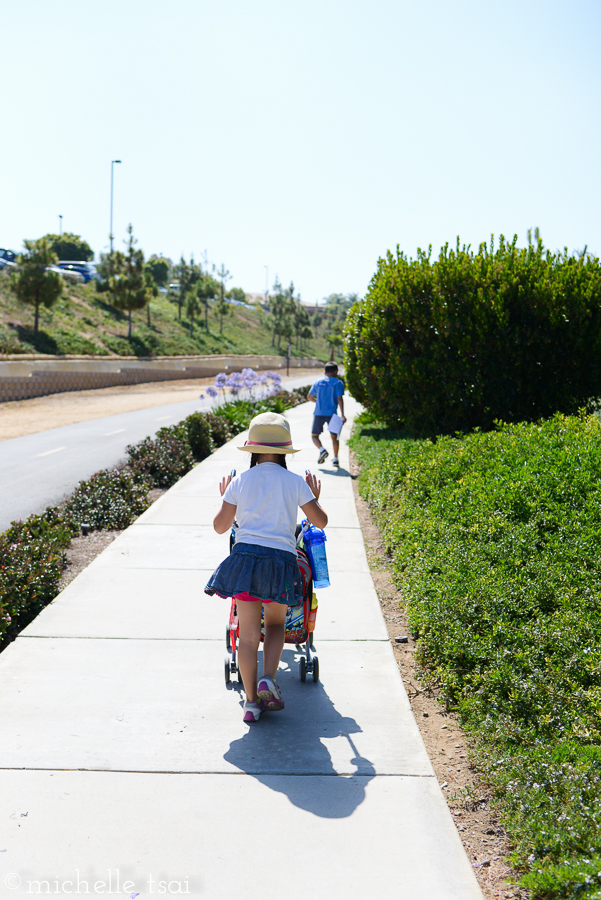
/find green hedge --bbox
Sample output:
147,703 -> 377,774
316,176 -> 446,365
345,238 -> 601,436
350,412 -> 601,899
126,424 -> 195,488
66,469 -> 151,530
202,412 -> 234,447
0,508 -> 75,640
0,387 -> 314,644
185,412 -> 214,458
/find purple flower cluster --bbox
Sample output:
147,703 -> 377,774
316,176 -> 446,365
208,367 -> 285,405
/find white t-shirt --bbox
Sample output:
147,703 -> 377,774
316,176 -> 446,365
223,462 -> 315,554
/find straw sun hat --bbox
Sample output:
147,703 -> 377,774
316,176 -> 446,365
238,412 -> 300,454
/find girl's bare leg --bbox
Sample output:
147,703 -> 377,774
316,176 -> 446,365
262,602 -> 287,680
235,600 -> 262,702
331,433 -> 340,458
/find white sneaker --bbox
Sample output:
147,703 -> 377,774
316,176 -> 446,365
332,458 -> 339,467
243,700 -> 265,722
318,448 -> 328,464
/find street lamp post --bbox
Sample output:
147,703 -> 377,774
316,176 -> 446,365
58,215 -> 63,236
264,265 -> 269,305
109,160 -> 122,253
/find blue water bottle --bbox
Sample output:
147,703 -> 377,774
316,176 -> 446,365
301,520 -> 330,589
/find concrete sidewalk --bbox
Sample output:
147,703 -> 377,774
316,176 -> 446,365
0,400 -> 483,899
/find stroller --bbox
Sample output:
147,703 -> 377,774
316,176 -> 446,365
224,521 -> 320,686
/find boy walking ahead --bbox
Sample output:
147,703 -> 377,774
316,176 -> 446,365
307,362 -> 346,466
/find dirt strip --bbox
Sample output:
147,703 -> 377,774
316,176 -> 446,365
349,452 -> 529,900
0,369 -> 320,441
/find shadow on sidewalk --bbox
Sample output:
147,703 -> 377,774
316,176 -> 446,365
316,466 -> 350,478
224,649 -> 375,818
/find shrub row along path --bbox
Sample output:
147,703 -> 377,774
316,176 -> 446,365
0,399 -> 482,900
0,372 -> 316,531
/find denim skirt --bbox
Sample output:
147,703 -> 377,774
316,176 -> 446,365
204,542 -> 302,606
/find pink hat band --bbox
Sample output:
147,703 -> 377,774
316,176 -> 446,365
244,440 -> 292,448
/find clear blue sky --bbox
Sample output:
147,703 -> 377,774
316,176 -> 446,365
2,0 -> 600,303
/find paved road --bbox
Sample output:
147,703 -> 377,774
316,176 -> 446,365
0,375 -> 312,531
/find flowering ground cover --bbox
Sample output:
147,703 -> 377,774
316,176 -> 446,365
350,412 -> 601,900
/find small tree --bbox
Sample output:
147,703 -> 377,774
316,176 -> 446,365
216,264 -> 232,334
215,294 -> 231,334
144,269 -> 159,326
326,331 -> 343,361
300,324 -> 313,352
269,278 -> 286,346
293,301 -> 311,350
172,256 -> 202,321
227,287 -> 246,304
44,232 -> 93,261
146,256 -> 170,287
186,289 -> 202,337
10,237 -> 64,334
196,275 -> 218,333
109,225 -> 152,339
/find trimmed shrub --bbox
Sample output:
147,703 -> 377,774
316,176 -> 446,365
350,413 -> 601,897
345,238 -> 601,436
184,412 -> 214,460
0,508 -> 74,638
125,425 -> 194,488
66,468 -> 151,529
203,412 -> 234,447
268,386 -> 313,412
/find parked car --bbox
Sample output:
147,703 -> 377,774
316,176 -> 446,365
0,249 -> 16,270
58,261 -> 98,283
47,265 -> 84,284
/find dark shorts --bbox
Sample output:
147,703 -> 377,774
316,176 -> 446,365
312,414 -> 334,435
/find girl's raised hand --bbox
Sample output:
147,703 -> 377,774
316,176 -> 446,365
305,470 -> 321,500
218,474 -> 232,497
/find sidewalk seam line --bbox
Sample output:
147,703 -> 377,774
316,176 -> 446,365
16,636 -> 390,642
0,767 -> 437,777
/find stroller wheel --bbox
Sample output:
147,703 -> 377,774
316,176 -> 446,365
225,625 -> 231,651
299,656 -> 307,683
312,656 -> 319,683
224,656 -> 231,685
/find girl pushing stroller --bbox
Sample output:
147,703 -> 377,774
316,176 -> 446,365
205,412 -> 328,722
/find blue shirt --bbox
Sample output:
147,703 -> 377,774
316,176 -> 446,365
310,376 -> 345,416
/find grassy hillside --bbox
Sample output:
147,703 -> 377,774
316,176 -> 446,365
0,272 -> 332,360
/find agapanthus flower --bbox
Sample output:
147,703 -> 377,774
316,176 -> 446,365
206,385 -> 218,398
215,373 -> 227,388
